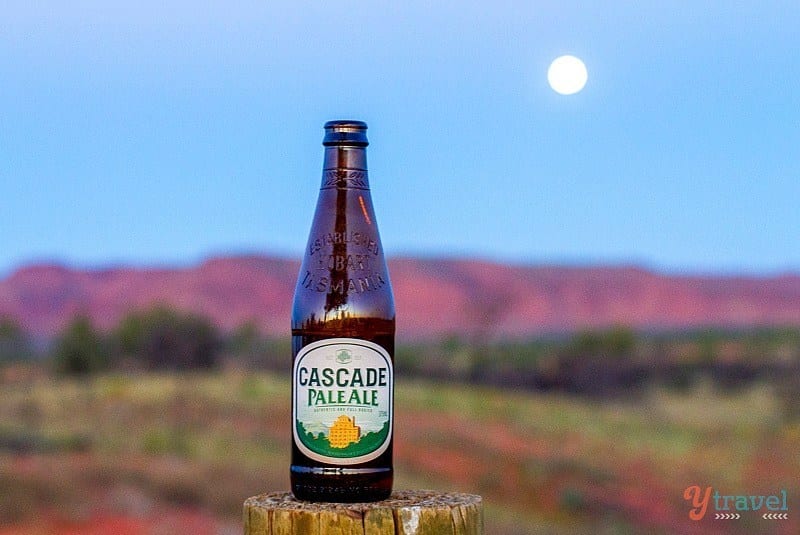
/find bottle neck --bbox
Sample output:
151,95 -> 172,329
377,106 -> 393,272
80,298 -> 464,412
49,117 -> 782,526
321,146 -> 369,190
323,146 -> 367,171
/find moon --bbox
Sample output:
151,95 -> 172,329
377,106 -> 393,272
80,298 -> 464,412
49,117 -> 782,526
547,55 -> 588,95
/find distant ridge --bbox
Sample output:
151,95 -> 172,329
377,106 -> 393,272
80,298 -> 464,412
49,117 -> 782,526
1,255 -> 799,339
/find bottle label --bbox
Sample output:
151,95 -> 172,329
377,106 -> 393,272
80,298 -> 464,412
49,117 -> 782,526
293,338 -> 393,465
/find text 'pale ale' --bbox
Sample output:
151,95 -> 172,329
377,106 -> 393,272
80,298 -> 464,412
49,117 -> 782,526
291,120 -> 395,502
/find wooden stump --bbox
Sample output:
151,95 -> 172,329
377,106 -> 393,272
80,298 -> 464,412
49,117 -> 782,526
243,490 -> 483,534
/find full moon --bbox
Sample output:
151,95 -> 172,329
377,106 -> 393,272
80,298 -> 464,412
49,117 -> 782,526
547,55 -> 588,95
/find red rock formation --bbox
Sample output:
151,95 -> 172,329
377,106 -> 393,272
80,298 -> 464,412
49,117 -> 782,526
1,256 -> 798,339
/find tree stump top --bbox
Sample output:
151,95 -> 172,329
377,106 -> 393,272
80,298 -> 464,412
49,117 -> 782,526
244,490 -> 483,534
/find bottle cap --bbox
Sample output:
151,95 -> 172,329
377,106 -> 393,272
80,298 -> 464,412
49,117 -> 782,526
323,120 -> 369,147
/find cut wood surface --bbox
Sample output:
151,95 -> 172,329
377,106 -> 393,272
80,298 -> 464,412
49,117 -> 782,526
243,490 -> 483,535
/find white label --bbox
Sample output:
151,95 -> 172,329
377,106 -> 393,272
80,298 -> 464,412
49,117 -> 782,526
292,338 -> 393,465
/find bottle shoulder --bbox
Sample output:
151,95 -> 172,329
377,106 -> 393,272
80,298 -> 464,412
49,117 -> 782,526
292,284 -> 395,326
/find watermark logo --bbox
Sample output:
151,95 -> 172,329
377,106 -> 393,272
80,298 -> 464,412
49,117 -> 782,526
684,485 -> 789,521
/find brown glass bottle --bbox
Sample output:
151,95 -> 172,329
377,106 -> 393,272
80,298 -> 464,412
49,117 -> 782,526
291,120 -> 395,502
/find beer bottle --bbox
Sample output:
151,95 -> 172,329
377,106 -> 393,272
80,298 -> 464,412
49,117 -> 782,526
291,120 -> 395,502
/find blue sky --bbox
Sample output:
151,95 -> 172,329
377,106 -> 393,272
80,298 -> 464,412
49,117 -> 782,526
1,1 -> 798,276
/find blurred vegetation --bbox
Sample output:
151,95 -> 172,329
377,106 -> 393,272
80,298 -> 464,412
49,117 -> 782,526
226,320 -> 290,371
0,316 -> 34,364
112,306 -> 220,370
52,315 -> 108,376
0,311 -> 799,532
2,311 -> 799,411
12,307 -> 222,375
397,325 -> 800,419
0,371 -> 798,534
